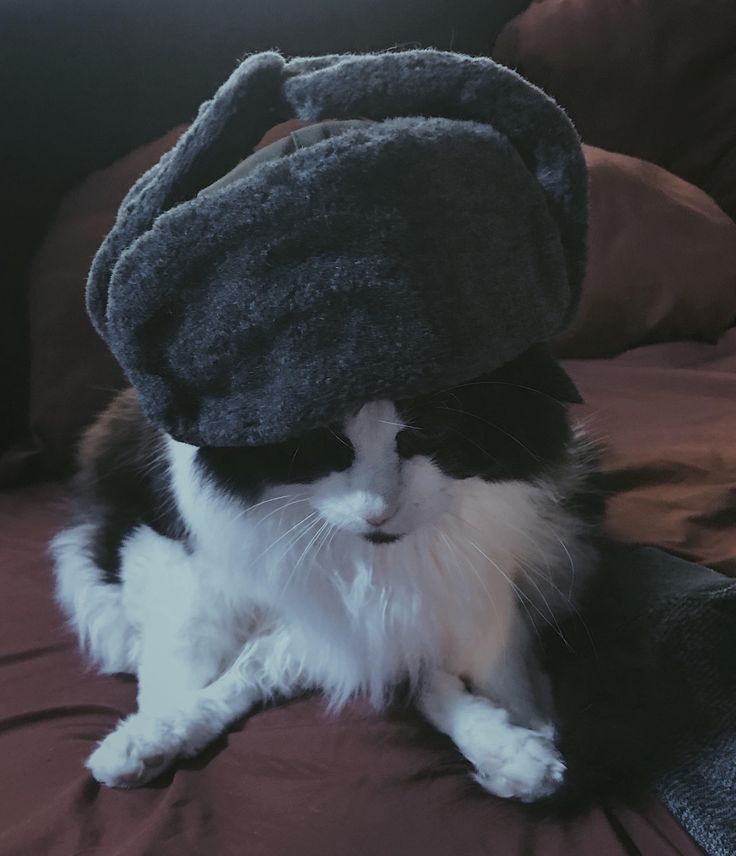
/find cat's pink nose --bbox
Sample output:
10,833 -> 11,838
364,511 -> 393,527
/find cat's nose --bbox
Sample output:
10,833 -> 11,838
364,510 -> 393,527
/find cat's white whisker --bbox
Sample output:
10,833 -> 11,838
376,418 -> 413,429
274,514 -> 323,562
281,519 -> 331,598
438,529 -> 504,628
240,493 -> 297,516
249,496 -> 310,529
465,538 -> 567,643
251,511 -> 320,565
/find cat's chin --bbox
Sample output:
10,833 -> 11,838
363,532 -> 402,545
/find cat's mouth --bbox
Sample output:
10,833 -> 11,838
363,531 -> 402,545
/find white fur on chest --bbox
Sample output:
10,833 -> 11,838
129,438 -> 580,708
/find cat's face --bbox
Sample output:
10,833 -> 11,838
309,400 -> 451,543
197,347 -> 577,544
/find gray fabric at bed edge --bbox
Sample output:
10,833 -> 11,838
568,545 -> 736,856
86,50 -> 587,447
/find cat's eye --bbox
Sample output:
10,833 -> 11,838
396,429 -> 419,459
284,426 -> 354,481
396,426 -> 445,459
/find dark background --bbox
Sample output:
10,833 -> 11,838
0,0 -> 529,457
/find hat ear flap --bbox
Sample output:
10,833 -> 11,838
87,51 -> 289,336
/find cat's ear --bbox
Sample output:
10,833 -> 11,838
541,359 -> 583,404
501,345 -> 583,405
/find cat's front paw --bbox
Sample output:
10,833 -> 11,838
466,722 -> 565,802
86,713 -> 180,788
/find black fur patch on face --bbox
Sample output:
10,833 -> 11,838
396,346 -> 577,482
198,425 -> 354,498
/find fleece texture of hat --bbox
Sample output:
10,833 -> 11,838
87,50 -> 588,447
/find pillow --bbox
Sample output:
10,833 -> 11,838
26,128 -> 186,476
493,0 -> 736,221
553,145 -> 736,358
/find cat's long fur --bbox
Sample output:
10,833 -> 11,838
52,347 -> 600,799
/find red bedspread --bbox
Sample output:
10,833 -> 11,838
0,483 -> 703,855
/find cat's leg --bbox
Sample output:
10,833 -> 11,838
87,527 -> 272,785
465,618 -> 557,733
422,618 -> 564,801
417,668 -> 564,802
86,620 -> 301,788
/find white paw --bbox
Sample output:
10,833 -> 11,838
86,714 -> 180,789
460,712 -> 565,802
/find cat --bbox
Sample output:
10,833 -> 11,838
51,344 -> 600,799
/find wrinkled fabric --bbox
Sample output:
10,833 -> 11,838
567,327 -> 736,577
0,485 -> 702,856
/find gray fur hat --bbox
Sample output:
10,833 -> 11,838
87,50 -> 587,447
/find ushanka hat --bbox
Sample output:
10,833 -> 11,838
87,50 -> 588,447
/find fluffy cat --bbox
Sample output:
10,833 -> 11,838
51,345 -> 600,799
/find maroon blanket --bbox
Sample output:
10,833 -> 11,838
4,2 -> 735,851
0,485 -> 702,855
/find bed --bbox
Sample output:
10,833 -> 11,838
2,1 -> 735,854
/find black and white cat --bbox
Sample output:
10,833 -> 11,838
52,345 -> 599,798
